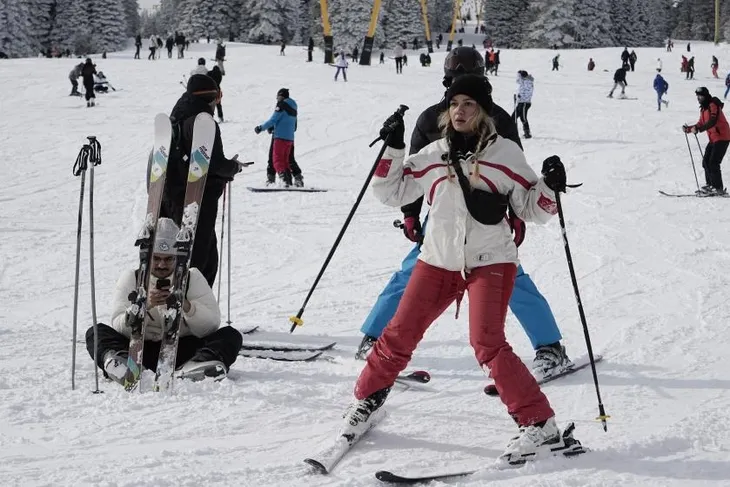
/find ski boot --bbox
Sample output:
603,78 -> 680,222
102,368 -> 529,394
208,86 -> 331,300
532,342 -> 573,381
277,171 -> 292,188
696,185 -> 714,196
293,174 -> 304,188
355,334 -> 376,360
341,387 -> 390,438
499,419 -> 586,466
175,349 -> 227,381
103,351 -> 130,386
265,173 -> 276,187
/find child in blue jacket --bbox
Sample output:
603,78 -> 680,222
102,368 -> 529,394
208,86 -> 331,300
654,70 -> 669,111
255,88 -> 298,187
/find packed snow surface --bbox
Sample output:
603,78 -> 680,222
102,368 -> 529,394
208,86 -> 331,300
2,39 -> 730,486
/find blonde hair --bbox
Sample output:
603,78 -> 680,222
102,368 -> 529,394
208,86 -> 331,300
437,103 -> 497,184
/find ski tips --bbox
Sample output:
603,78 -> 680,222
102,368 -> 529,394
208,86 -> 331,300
304,458 -> 328,474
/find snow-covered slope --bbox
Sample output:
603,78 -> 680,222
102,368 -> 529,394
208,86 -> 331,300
2,40 -> 730,486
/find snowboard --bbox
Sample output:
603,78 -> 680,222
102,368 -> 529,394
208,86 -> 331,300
483,354 -> 603,397
247,186 -> 328,193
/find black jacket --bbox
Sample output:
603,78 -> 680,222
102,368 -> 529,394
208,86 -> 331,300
207,66 -> 223,87
161,93 -> 239,221
613,68 -> 627,83
81,62 -> 96,85
400,98 -> 521,218
215,45 -> 225,61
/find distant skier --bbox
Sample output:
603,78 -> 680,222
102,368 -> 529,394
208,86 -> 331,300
166,36 -> 174,58
334,50 -> 348,81
69,62 -> 83,96
725,72 -> 730,99
656,58 -> 663,72
85,217 -> 243,386
280,40 -> 286,56
419,52 -> 431,67
667,39 -> 673,52
712,56 -> 719,78
254,88 -> 298,188
607,66 -> 628,98
551,54 -> 560,71
513,70 -> 534,138
621,47 -> 630,70
379,51 -> 385,64
148,35 -> 157,60
93,71 -> 110,93
394,43 -> 404,74
352,46 -> 359,63
683,87 -> 730,196
629,50 -> 637,72
687,56 -> 695,80
81,58 -> 96,107
587,58 -> 595,71
215,40 -> 225,74
134,34 -> 142,59
681,55 -> 688,73
653,70 -> 669,111
162,74 -> 243,286
436,33 -> 442,49
307,37 -> 314,62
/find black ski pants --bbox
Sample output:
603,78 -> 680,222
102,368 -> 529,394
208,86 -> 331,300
395,57 -> 403,73
86,323 -> 242,373
702,140 -> 729,190
84,80 -> 95,101
511,102 -> 531,136
266,135 -> 302,180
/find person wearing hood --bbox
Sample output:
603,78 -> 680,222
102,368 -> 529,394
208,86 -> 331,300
85,217 -> 243,385
339,73 -> 577,464
161,74 -> 244,286
513,70 -> 534,138
69,62 -> 83,96
653,70 -> 669,111
587,58 -> 595,71
683,87 -> 730,195
607,66 -> 628,99
207,64 -> 224,123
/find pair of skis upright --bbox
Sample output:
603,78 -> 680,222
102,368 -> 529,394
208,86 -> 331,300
124,112 -> 216,392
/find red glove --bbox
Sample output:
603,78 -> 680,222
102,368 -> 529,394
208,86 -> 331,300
402,216 -> 422,243
509,214 -> 526,247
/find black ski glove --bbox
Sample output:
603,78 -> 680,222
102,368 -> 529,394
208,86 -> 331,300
254,126 -> 262,134
541,155 -> 566,193
379,112 -> 405,149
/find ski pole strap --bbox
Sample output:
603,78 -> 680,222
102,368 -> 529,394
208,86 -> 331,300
87,136 -> 102,166
73,145 -> 90,176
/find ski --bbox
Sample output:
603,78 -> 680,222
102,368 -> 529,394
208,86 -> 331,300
484,354 -> 603,396
396,370 -> 431,384
658,190 -> 730,198
153,112 -> 216,392
246,186 -> 328,193
374,423 -> 588,483
304,408 -> 387,474
239,349 -> 324,361
123,113 -> 172,391
241,341 -> 336,353
239,325 -> 260,334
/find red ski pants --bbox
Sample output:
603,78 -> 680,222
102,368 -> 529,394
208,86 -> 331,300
355,260 -> 554,426
272,138 -> 293,174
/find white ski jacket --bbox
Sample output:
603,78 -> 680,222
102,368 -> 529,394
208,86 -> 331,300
110,268 -> 221,341
373,137 -> 558,272
516,74 -> 534,103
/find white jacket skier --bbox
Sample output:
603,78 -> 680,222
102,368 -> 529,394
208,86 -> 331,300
516,72 -> 534,103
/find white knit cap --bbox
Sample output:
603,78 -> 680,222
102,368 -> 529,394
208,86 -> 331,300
154,218 -> 179,255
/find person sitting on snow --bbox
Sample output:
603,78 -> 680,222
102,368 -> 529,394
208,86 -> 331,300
84,218 -> 243,385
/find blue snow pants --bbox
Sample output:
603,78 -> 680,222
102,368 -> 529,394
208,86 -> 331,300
360,238 -> 562,350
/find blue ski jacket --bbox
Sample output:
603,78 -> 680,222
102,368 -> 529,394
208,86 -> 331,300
653,74 -> 668,94
259,98 -> 297,141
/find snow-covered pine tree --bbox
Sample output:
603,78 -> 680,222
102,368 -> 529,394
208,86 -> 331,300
609,0 -> 636,46
51,0 -> 93,55
573,0 -> 614,48
427,0 -> 455,35
648,0 -> 675,46
89,0 -> 128,53
124,0 -> 141,37
483,0 -> 529,48
690,0 -> 713,41
279,0 -> 302,44
0,0 -> 34,57
177,0 -> 208,40
157,0 -> 182,35
28,0 -> 55,55
246,0 -> 284,44
524,0 -> 577,49
203,0 -> 239,41
381,0 -> 423,49
671,0 -> 692,40
326,0 -> 375,53
629,0 -> 652,46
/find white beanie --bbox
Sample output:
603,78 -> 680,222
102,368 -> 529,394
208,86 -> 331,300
154,218 -> 179,255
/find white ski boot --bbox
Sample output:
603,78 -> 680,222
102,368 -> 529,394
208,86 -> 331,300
103,351 -> 130,385
499,419 -> 586,466
340,387 -> 389,439
175,359 -> 227,381
532,343 -> 574,381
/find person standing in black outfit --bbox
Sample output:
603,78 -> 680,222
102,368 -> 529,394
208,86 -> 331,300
134,34 -> 141,59
307,37 -> 314,62
161,74 -> 243,286
81,58 -> 96,107
207,65 -> 224,123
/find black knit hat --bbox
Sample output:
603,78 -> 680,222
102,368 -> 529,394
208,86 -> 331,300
446,74 -> 493,114
277,88 -> 289,98
187,74 -> 219,101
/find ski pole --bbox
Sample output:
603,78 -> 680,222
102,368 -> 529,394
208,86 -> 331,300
71,144 -> 90,391
227,181 -> 232,325
289,104 -> 409,333
554,190 -> 610,432
217,184 -> 226,304
693,132 -> 705,159
86,136 -> 102,394
683,131 -> 701,192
